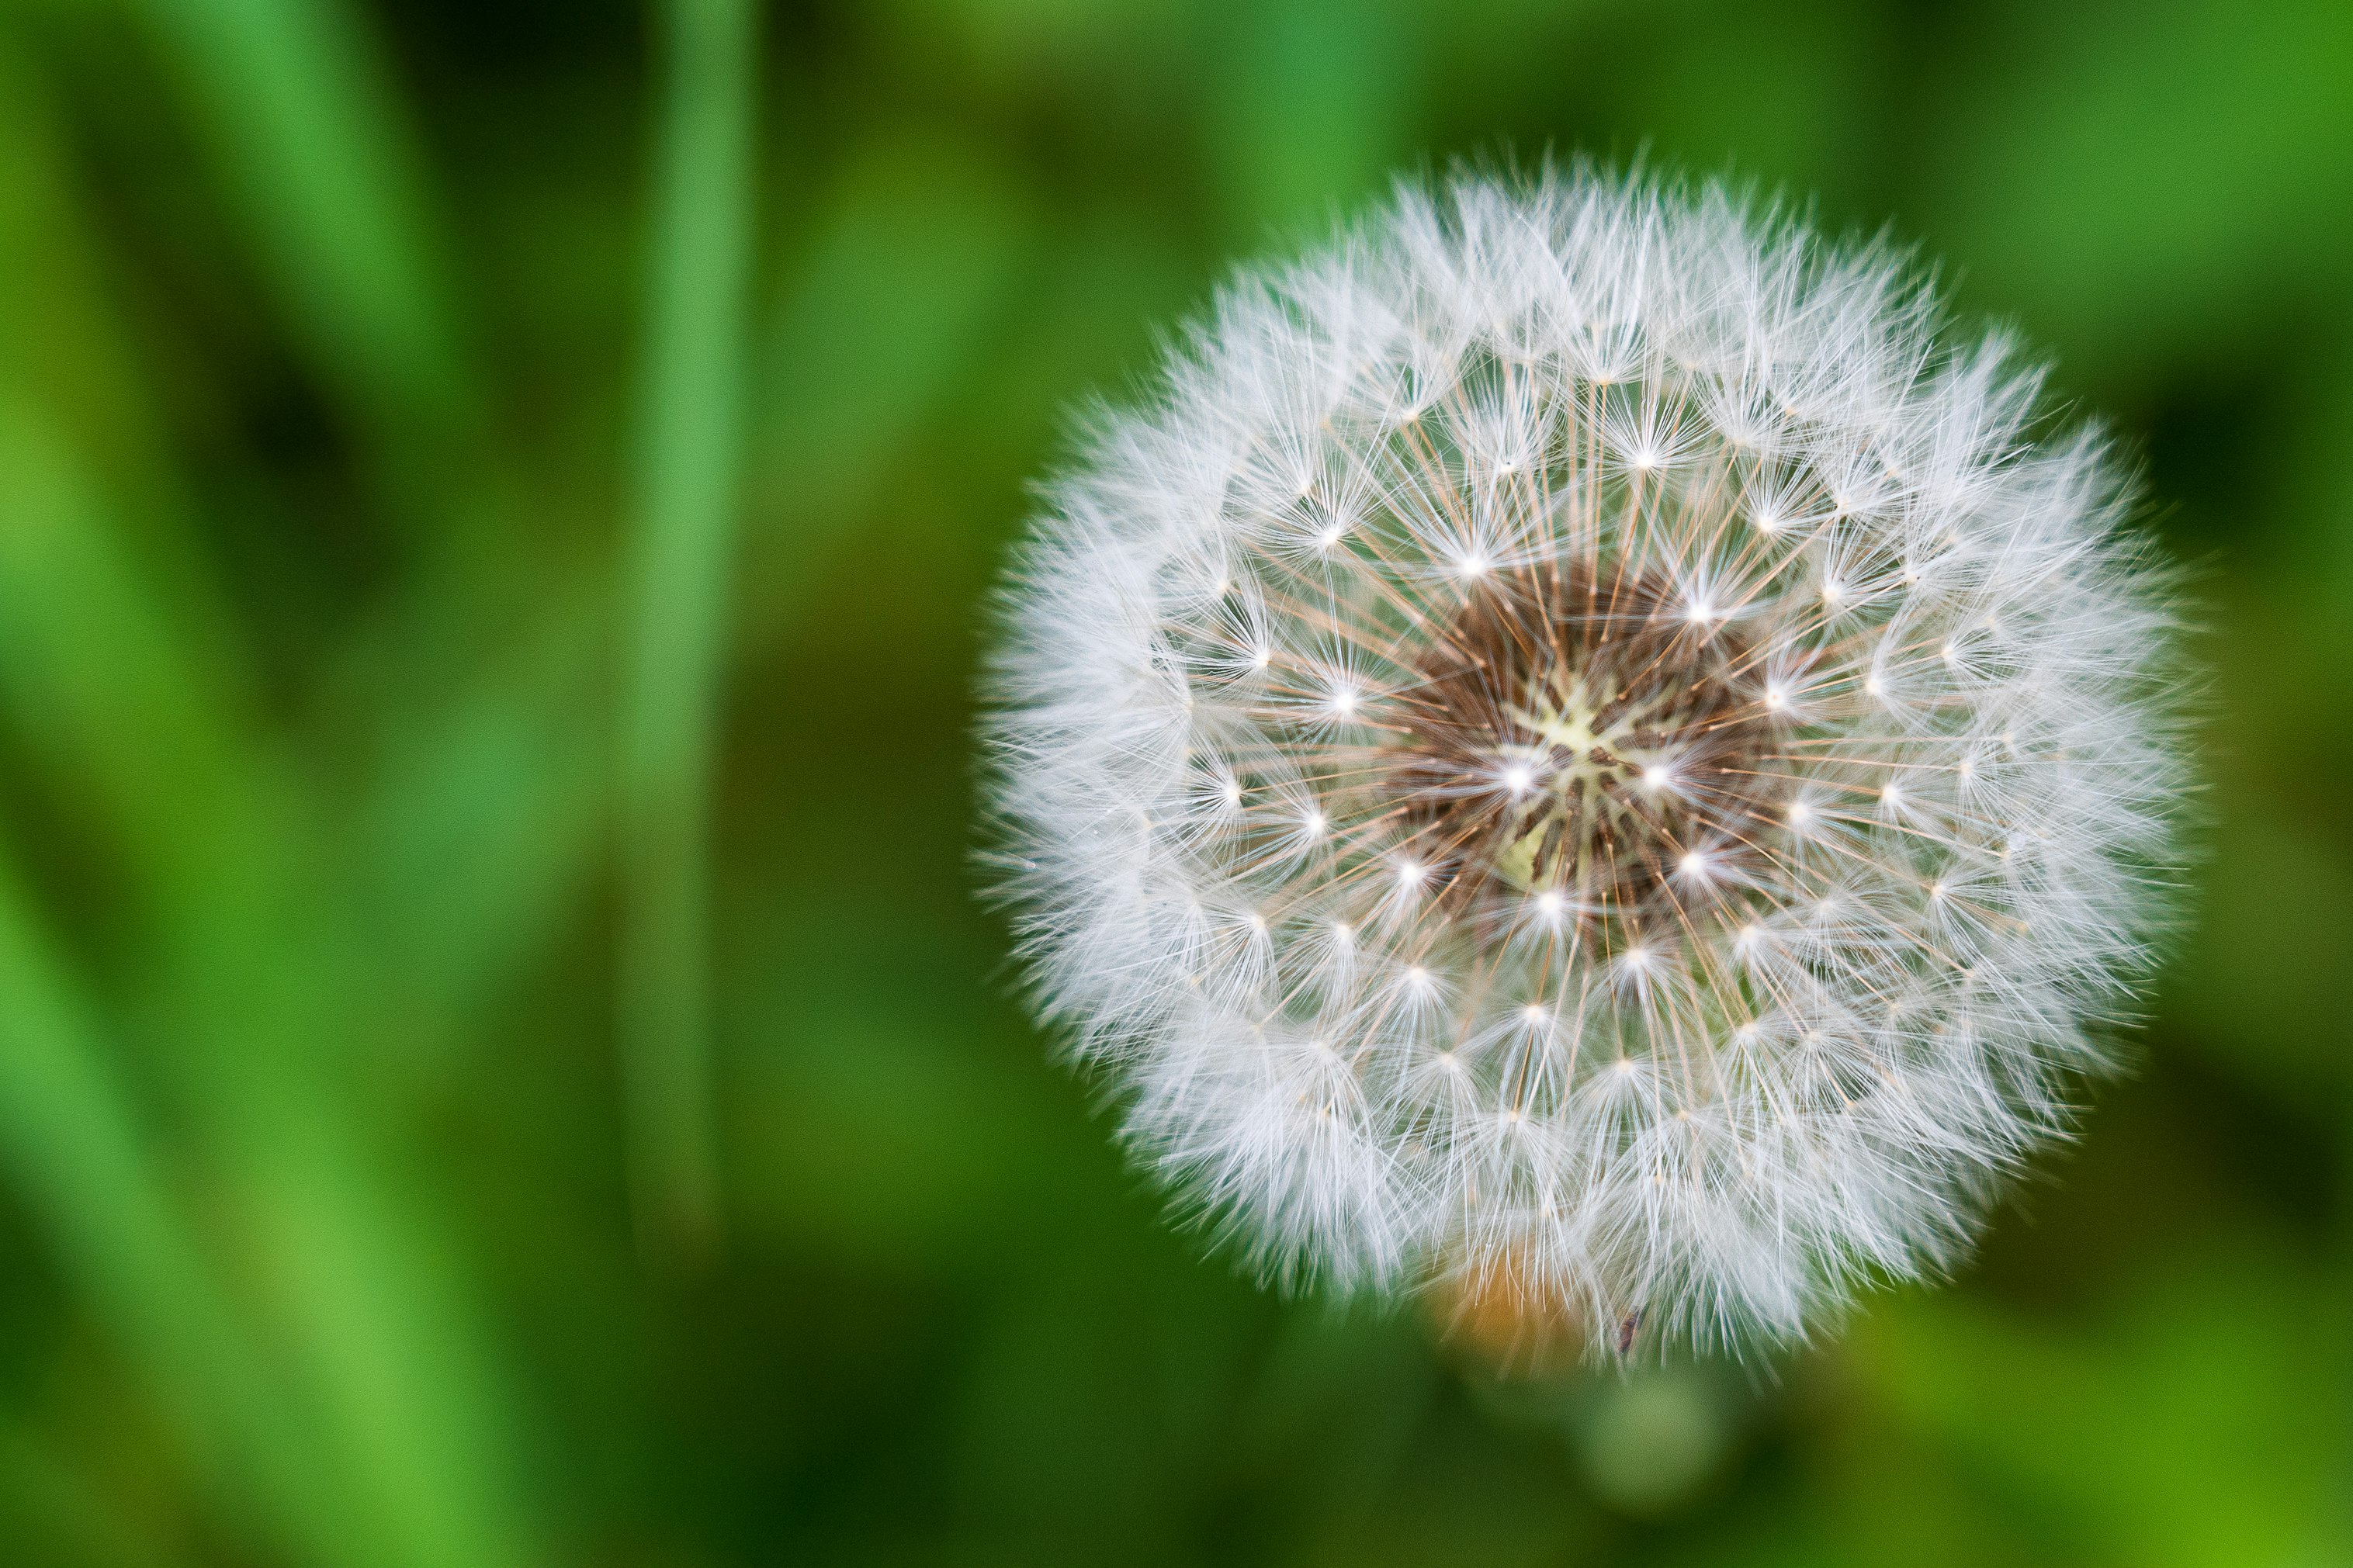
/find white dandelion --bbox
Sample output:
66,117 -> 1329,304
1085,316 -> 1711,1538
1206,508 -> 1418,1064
983,166 -> 2186,1359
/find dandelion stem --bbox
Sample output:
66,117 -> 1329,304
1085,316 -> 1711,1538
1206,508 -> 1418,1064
619,0 -> 760,1259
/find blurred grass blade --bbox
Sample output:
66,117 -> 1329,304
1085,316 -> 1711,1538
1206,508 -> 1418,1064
130,0 -> 469,433
0,836 -> 341,1568
731,133 -> 1033,652
761,137 -> 1033,521
619,0 -> 761,1257
357,585 -> 610,1071
0,396 -> 534,1568
0,1414 -> 175,1568
0,62 -> 530,1542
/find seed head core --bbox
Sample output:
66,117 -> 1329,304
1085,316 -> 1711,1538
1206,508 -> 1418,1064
1382,566 -> 1784,921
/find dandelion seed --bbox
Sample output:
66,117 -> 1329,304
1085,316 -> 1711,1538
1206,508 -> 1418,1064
986,166 -> 2188,1359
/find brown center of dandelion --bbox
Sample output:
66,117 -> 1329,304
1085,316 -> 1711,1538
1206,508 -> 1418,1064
1383,565 -> 1786,918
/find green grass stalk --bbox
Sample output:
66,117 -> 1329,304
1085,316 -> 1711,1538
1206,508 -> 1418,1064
619,0 -> 761,1259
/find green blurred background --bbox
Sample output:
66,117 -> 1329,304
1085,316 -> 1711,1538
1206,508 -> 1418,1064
0,0 -> 2347,1563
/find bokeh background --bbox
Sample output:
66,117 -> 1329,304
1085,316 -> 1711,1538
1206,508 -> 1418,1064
0,0 -> 2348,1563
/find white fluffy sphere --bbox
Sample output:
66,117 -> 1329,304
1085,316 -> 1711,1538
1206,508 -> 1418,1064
985,168 -> 2184,1358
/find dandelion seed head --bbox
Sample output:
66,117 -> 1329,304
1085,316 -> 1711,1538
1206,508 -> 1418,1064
985,166 -> 2187,1359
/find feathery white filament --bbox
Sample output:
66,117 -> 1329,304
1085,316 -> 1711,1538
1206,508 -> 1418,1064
985,168 -> 2183,1359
